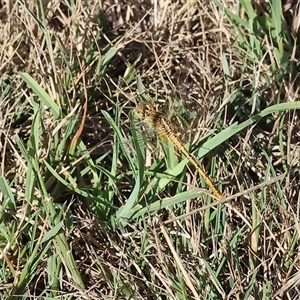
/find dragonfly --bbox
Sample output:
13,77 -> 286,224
134,101 -> 224,200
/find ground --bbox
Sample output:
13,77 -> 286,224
1,1 -> 300,299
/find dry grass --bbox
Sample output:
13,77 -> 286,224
1,0 -> 300,299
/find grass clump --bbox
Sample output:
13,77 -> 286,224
1,0 -> 300,299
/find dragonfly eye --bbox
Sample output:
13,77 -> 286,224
144,103 -> 154,115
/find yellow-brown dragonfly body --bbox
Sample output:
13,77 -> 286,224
135,102 -> 223,200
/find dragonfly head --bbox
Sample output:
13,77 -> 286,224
134,102 -> 154,119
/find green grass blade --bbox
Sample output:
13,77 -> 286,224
21,73 -> 60,119
195,102 -> 300,158
0,177 -> 16,211
132,188 -> 202,219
